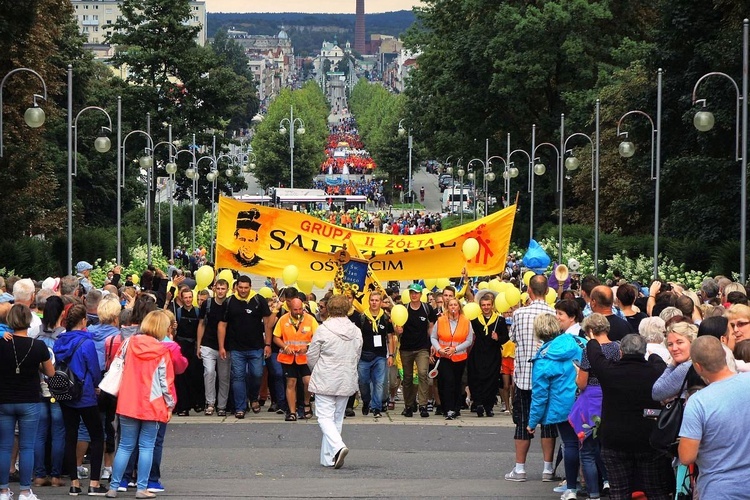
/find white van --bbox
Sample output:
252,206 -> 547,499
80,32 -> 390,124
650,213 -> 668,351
442,188 -> 472,213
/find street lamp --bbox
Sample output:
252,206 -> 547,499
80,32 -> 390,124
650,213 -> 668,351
691,19 -> 748,282
468,157 -> 501,219
279,105 -> 305,188
121,128 -> 154,265
0,67 -> 47,157
71,104 -> 112,275
198,135 -> 234,261
617,71 -> 662,279
457,162 -> 465,224
152,125 -> 180,258
398,119 -> 413,210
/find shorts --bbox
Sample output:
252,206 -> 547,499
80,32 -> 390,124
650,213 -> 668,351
282,363 -> 311,379
512,386 -> 558,441
501,357 -> 515,375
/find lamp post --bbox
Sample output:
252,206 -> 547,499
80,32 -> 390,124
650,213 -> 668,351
398,119 -> 413,210
121,128 -> 154,265
467,157 -> 500,219
617,72 -> 662,279
177,134 -> 199,252
457,162 -> 465,224
152,125 -> 180,258
71,104 -> 112,275
0,67 -> 47,157
467,162 -> 476,220
692,19 -> 748,282
279,105 -> 305,188
197,135 -> 234,261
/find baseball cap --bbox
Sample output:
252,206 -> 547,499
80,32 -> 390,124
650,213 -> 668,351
408,283 -> 423,293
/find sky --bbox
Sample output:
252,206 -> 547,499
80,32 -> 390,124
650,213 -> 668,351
205,0 -> 423,14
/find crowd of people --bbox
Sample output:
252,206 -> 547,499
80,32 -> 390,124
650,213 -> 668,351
311,179 -> 383,199
1,255 -> 749,499
319,117 -> 377,176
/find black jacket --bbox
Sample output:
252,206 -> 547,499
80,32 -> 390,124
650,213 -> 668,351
587,340 -> 666,452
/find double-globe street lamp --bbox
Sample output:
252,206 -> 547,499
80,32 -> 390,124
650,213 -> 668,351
279,105 -> 305,189
120,125 -> 154,265
467,157 -> 500,220
691,19 -> 748,283
617,72 -> 663,280
0,67 -> 47,158
197,135 -> 235,261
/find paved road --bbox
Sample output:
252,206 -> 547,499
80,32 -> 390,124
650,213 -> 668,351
34,405 -> 560,499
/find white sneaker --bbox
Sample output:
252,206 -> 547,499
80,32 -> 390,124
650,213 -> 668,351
77,465 -> 89,479
504,468 -> 527,482
0,491 -> 14,500
19,491 -> 38,500
101,466 -> 112,481
560,489 -> 577,500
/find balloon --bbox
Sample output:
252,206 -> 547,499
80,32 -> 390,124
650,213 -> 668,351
546,288 -> 558,305
421,289 -> 429,303
462,238 -> 480,260
401,289 -> 411,304
314,279 -> 328,289
463,302 -> 481,320
504,287 -> 521,307
488,279 -> 503,292
424,278 -> 437,290
523,270 -> 536,287
520,292 -> 529,304
297,279 -> 314,294
391,304 -> 408,326
131,274 -> 140,285
258,286 -> 274,299
308,301 -> 318,314
195,265 -> 214,291
477,281 -> 489,290
497,281 -> 512,293
217,269 -> 234,289
437,278 -> 452,289
282,265 -> 299,285
495,293 -> 510,313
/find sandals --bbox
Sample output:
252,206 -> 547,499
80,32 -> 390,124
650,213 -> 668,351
204,405 -> 215,416
235,410 -> 245,419
217,408 -> 227,417
387,401 -> 395,411
304,404 -> 313,419
251,400 -> 261,414
285,412 -> 297,421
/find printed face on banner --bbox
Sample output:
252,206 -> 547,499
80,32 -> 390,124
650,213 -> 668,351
233,209 -> 264,267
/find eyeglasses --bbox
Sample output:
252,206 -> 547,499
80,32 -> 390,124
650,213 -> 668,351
731,320 -> 750,330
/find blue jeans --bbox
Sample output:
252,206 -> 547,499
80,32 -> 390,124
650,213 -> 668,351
109,416 -> 159,492
556,421 -> 580,492
148,421 -> 168,483
358,356 -> 386,411
580,434 -> 606,497
34,400 -> 65,478
0,403 -> 41,490
230,349 -> 264,412
267,353 -> 288,411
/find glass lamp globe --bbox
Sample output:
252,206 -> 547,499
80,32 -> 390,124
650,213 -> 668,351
225,168 -> 234,177
468,172 -> 475,181
279,126 -> 287,135
139,155 -> 153,169
446,166 -> 453,175
24,105 -> 45,128
534,163 -> 546,175
694,110 -> 715,132
165,162 -> 177,175
185,167 -> 195,180
486,172 -> 496,182
503,171 -> 510,180
398,127 -> 406,137
206,171 -> 217,182
249,162 -> 256,170
619,141 -> 636,158
193,172 -> 200,181
297,126 -> 305,135
509,167 -> 519,178
241,163 -> 251,173
565,156 -> 580,170
94,136 -> 111,153
457,168 -> 465,178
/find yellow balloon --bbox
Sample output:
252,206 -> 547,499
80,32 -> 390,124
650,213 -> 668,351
421,289 -> 429,303
131,274 -> 140,285
520,292 -> 529,304
488,279 -> 503,292
504,287 -> 521,306
258,286 -> 274,299
462,238 -> 480,260
437,278 -> 452,289
297,280 -> 314,294
282,265 -> 299,285
401,289 -> 411,304
424,278 -> 437,290
391,304 -> 409,327
523,270 -> 536,287
477,281 -> 489,290
195,265 -> 214,291
497,281 -> 512,293
495,293 -> 510,313
546,288 -> 558,305
308,300 -> 318,314
217,269 -> 234,290
314,279 -> 328,289
463,302 -> 481,320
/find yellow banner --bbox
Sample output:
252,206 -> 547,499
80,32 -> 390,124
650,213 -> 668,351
216,196 -> 516,281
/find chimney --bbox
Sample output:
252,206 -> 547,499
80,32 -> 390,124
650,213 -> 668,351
355,0 -> 366,54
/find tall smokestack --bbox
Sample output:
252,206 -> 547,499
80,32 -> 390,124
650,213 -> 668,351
355,0 -> 366,54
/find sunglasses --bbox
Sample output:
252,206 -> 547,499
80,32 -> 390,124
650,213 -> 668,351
730,320 -> 750,330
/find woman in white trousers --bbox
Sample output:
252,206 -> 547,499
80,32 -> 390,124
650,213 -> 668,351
307,294 -> 363,468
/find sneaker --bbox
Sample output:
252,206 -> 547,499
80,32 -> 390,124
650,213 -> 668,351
426,400 -> 434,411
100,467 -> 112,481
602,480 -> 610,496
70,486 -> 83,496
333,446 -> 349,469
19,491 -> 37,500
146,481 -> 164,493
345,407 -> 355,417
0,492 -> 13,500
553,480 -> 568,493
504,468 -> 527,482
419,405 -> 429,418
372,409 -> 381,418
402,407 -> 413,417
116,480 -> 128,492
543,471 -> 560,482
445,410 -> 456,420
560,489 -> 577,500
361,403 -> 369,416
77,466 -> 89,479
88,484 -> 109,496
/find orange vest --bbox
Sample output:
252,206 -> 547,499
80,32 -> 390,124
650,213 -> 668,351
276,313 -> 316,365
435,315 -> 470,362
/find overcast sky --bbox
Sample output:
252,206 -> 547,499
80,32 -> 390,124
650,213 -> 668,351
205,0 -> 423,14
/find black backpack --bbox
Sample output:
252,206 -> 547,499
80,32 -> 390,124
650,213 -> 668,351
48,338 -> 87,402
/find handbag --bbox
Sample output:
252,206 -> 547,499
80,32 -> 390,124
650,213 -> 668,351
99,338 -> 130,397
649,371 -> 690,457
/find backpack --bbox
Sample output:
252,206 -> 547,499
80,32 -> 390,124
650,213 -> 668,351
48,338 -> 87,402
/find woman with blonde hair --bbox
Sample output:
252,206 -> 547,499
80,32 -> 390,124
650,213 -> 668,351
651,321 -> 702,402
725,303 -> 750,346
105,310 -> 175,499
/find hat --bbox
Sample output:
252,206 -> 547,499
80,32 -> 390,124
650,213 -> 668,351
475,289 -> 498,304
0,292 -> 14,304
76,261 -> 93,273
407,283 -> 423,293
42,277 -> 60,292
